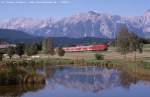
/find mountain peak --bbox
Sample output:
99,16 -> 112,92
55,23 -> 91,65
88,11 -> 99,15
146,9 -> 150,12
144,9 -> 150,16
0,11 -> 150,38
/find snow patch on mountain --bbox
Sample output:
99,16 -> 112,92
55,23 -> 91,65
0,10 -> 150,38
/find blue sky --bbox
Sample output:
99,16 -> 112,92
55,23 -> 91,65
0,0 -> 149,20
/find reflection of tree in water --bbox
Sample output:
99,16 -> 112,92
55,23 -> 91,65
36,65 -> 56,80
47,66 -> 150,93
0,84 -> 45,97
45,65 -> 56,79
0,65 -> 56,97
119,70 -> 137,89
120,67 -> 150,89
47,67 -> 121,93
4,66 -> 149,96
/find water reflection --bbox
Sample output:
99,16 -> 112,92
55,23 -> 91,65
1,66 -> 150,97
47,67 -> 121,93
45,66 -> 150,94
0,84 -> 45,96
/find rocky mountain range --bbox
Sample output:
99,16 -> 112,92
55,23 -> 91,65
0,9 -> 150,38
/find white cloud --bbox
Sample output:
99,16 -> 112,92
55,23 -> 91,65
0,0 -> 70,4
60,1 -> 70,4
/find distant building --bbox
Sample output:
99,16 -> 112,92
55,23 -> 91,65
0,42 -> 16,49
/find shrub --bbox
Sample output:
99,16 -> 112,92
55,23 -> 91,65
56,47 -> 65,57
95,53 -> 104,60
0,53 -> 2,61
0,60 -> 46,85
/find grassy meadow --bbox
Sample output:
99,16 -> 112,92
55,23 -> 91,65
37,44 -> 150,62
1,44 -> 150,67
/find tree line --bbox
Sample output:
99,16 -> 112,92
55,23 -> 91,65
0,37 -> 65,61
116,26 -> 143,61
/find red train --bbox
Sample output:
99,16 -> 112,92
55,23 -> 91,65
63,44 -> 108,52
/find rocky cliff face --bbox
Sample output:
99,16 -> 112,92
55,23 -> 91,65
0,10 -> 150,38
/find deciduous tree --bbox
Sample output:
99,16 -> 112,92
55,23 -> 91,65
7,46 -> 15,59
57,47 -> 65,57
25,43 -> 39,56
129,32 -> 143,61
15,43 -> 25,58
116,26 -> 130,58
42,37 -> 55,56
0,52 -> 3,61
116,26 -> 143,61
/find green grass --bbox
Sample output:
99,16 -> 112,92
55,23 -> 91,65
0,59 -> 45,85
1,44 -> 150,67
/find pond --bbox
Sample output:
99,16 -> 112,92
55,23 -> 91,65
0,66 -> 150,97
